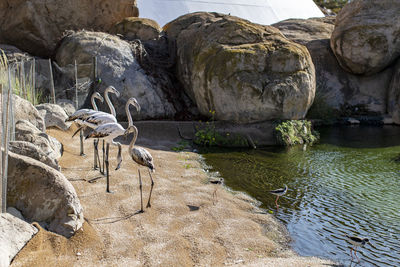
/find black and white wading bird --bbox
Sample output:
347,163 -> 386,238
124,125 -> 155,213
269,184 -> 288,209
86,98 -> 141,193
345,234 -> 369,262
65,92 -> 104,157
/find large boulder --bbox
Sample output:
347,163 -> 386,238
0,213 -> 38,267
36,103 -> 71,131
55,31 -> 177,120
164,12 -> 316,123
111,17 -> 161,41
0,0 -> 138,57
274,17 -> 394,116
14,120 -> 63,160
9,141 -> 60,171
0,94 -> 45,132
7,152 -> 84,237
330,0 -> 400,75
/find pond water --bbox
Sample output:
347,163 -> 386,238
201,125 -> 400,267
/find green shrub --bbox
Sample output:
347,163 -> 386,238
274,120 -> 320,146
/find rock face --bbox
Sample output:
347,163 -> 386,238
111,17 -> 161,41
0,0 -> 138,57
0,213 -> 38,267
36,103 -> 71,131
388,60 -> 400,124
15,120 -> 63,160
7,152 -> 84,237
9,141 -> 60,171
165,12 -> 316,123
0,94 -> 46,132
274,17 -> 394,116
330,0 -> 400,75
55,31 -> 177,120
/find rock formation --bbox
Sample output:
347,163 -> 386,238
15,120 -> 62,160
0,0 -> 138,57
274,17 -> 394,116
36,103 -> 71,131
111,17 -> 161,41
7,152 -> 84,237
9,141 -> 60,170
330,0 -> 400,75
165,12 -> 316,123
55,31 -> 177,120
0,213 -> 38,267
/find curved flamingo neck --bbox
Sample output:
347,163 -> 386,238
126,101 -> 134,127
129,126 -> 138,152
104,88 -> 116,117
91,95 -> 99,111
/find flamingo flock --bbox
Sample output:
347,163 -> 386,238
66,86 -> 154,212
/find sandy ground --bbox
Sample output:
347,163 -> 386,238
11,127 -> 336,267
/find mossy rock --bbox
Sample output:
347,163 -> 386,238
111,17 -> 161,41
274,120 -> 319,146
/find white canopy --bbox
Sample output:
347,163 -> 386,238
137,0 -> 325,27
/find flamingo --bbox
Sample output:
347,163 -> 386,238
70,86 -> 120,172
123,125 -> 155,212
85,98 -> 141,193
65,92 -> 103,158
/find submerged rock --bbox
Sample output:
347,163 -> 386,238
330,0 -> 400,75
165,12 -> 316,123
7,151 -> 84,238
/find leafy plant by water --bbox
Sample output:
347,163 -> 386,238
274,120 -> 320,146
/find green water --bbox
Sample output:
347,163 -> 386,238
201,125 -> 400,266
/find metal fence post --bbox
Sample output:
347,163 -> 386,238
49,59 -> 56,104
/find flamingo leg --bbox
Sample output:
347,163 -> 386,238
138,169 -> 144,213
93,139 -> 98,170
79,128 -> 85,156
101,140 -> 105,175
146,169 -> 154,208
115,143 -> 122,171
105,143 -> 113,193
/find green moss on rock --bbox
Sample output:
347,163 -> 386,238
274,120 -> 319,146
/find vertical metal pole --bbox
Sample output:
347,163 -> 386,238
32,58 -> 36,105
0,84 -> 2,212
22,60 -> 27,100
74,60 -> 78,109
1,68 -> 12,213
48,59 -> 56,104
93,56 -> 97,82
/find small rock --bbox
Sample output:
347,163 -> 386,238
36,103 -> 71,131
6,207 -> 24,220
76,252 -> 81,256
